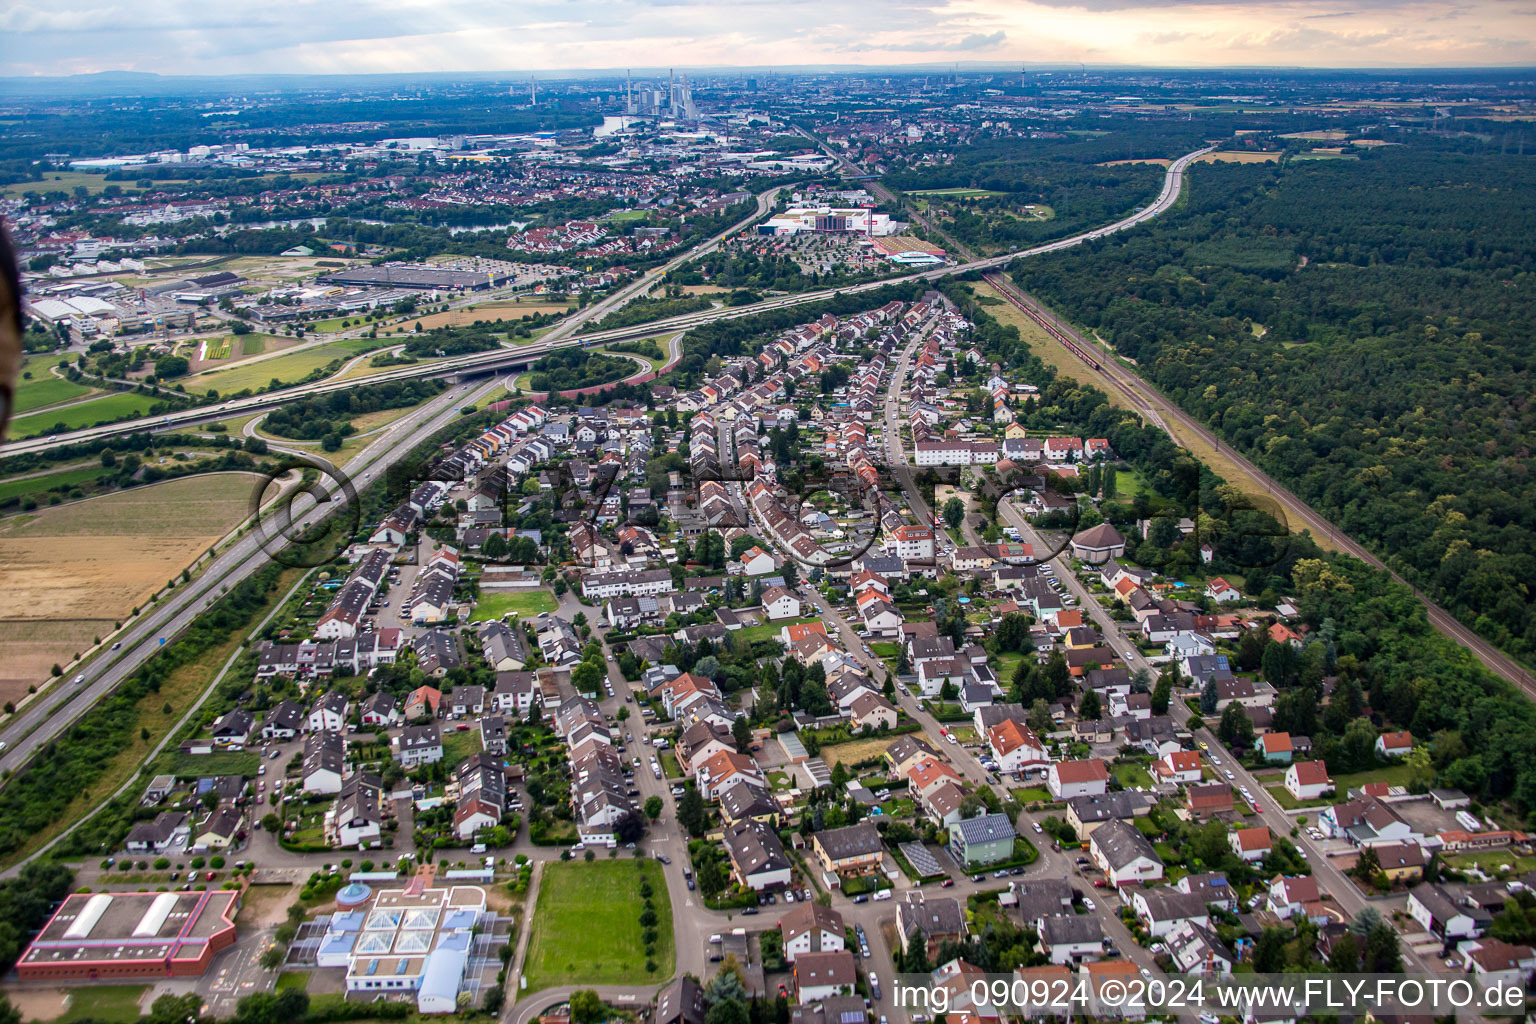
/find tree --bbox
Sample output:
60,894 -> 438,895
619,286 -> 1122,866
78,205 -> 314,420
903,928 -> 931,974
570,990 -> 607,1024
482,532 -> 508,559
1351,845 -> 1381,882
1078,689 -> 1101,721
699,857 -> 727,898
1028,699 -> 1054,734
678,787 -> 707,837
1200,677 -> 1219,716
1363,921 -> 1402,973
943,497 -> 965,530
644,795 -> 664,820
1326,929 -> 1360,973
1218,704 -> 1254,749
258,946 -> 285,970
1151,672 -> 1173,716
1253,927 -> 1288,972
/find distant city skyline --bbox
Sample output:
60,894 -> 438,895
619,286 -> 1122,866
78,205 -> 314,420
2,0 -> 1535,79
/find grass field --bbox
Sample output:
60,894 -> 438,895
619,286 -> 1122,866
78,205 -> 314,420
13,365 -> 95,415
908,188 -> 1008,198
1,171 -> 125,198
608,209 -> 651,223
1329,764 -> 1418,791
1113,763 -> 1155,789
183,337 -> 382,394
523,859 -> 674,989
820,735 -> 895,768
0,464 -> 108,505
9,391 -> 167,439
57,984 -> 148,1023
0,618 -> 115,705
0,473 -> 259,700
469,590 -> 558,622
732,617 -> 817,644
441,726 -> 483,767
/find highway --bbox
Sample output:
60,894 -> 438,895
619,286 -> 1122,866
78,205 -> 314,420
0,375 -> 506,782
0,146 -> 1211,461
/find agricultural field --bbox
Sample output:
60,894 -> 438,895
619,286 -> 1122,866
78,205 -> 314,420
1194,151 -> 1281,164
908,187 -> 1008,198
469,589 -> 558,622
523,859 -> 674,990
0,473 -> 260,700
9,391 -> 165,439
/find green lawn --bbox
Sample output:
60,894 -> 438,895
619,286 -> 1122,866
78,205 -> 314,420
523,859 -> 674,989
10,391 -> 171,438
1113,469 -> 1150,499
1011,786 -> 1051,803
275,971 -> 311,992
608,209 -> 651,223
469,589 -> 558,622
1330,763 -> 1418,791
57,984 -> 148,1023
441,726 -> 483,767
734,617 -> 818,644
0,464 -> 108,504
13,366 -> 94,414
1265,785 -> 1333,810
183,337 -> 382,394
1113,763 -> 1155,789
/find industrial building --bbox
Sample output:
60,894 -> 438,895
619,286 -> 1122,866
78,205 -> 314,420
757,207 -> 900,236
315,881 -> 487,1013
319,263 -> 514,291
17,890 -> 240,980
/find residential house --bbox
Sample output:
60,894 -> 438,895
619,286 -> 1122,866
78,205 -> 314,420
1285,761 -> 1333,801
722,820 -> 792,891
1089,819 -> 1164,888
949,813 -> 1016,868
812,822 -> 884,878
1048,759 -> 1109,800
781,903 -> 846,963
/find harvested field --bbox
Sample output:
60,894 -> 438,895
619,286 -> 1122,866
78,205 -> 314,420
408,301 -> 571,330
1195,151 -> 1281,164
1098,158 -> 1171,167
0,473 -> 260,698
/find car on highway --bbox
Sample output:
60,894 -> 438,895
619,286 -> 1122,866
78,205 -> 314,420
73,674 -> 85,684
111,642 -> 122,650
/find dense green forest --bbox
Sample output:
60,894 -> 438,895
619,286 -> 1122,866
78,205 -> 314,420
526,350 -> 636,393
260,379 -> 444,442
1008,143 -> 1536,667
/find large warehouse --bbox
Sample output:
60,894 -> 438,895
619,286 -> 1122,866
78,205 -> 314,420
319,263 -> 514,291
18,890 -> 240,980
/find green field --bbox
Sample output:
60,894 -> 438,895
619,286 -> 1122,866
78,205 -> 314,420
469,590 -> 559,622
608,209 -> 651,223
56,984 -> 149,1023
1113,763 -> 1155,789
1,171 -> 125,198
240,334 -> 268,356
733,617 -> 818,644
184,337 -> 382,394
909,188 -> 1008,198
10,391 -> 167,438
0,464 -> 108,505
13,366 -> 94,415
524,859 -> 674,989
1330,763 -> 1418,791
441,726 -> 483,767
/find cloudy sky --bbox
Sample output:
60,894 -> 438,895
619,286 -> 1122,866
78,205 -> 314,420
2,0 -> 1533,77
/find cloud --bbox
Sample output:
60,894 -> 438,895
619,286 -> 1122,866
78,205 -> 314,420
0,0 -> 1533,75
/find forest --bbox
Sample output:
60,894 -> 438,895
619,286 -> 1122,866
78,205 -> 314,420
1007,142 -> 1536,668
526,350 -> 636,393
260,379 -> 444,443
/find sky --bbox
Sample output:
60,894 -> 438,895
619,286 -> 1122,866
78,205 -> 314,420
2,0 -> 1534,78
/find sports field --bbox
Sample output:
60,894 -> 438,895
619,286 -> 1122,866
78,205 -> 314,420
523,859 -> 674,990
0,473 -> 259,699
469,590 -> 558,622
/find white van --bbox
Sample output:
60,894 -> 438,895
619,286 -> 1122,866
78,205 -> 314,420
872,888 -> 892,901
471,843 -> 487,854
